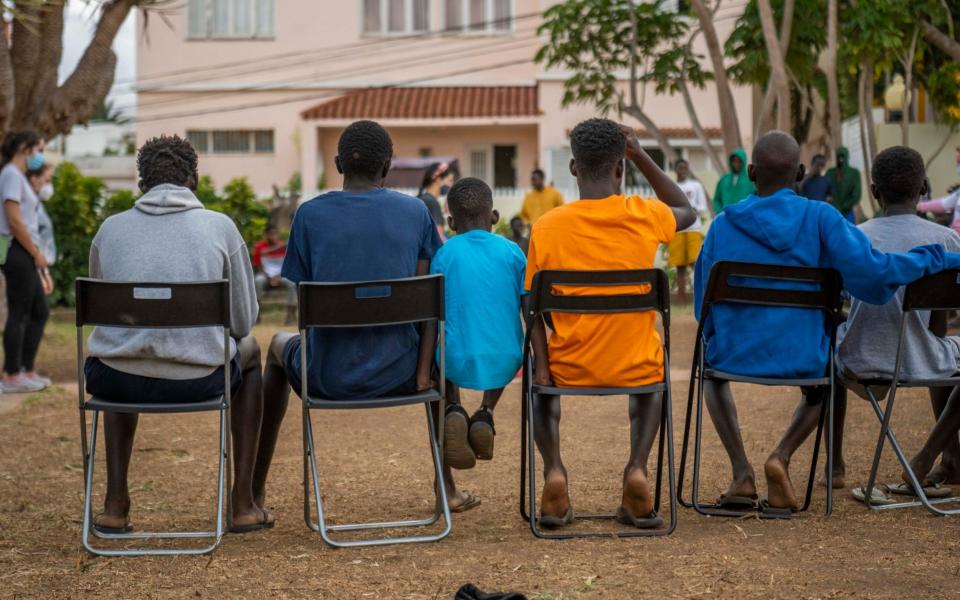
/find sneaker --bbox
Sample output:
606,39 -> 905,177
468,407 -> 496,461
0,374 -> 45,394
22,372 -> 52,388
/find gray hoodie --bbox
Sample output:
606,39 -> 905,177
87,184 -> 258,379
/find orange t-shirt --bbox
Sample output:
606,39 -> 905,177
524,195 -> 677,387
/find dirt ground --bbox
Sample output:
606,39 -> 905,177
2,312 -> 960,599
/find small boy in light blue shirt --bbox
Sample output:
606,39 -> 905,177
430,178 -> 526,499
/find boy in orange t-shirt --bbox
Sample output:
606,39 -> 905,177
526,118 -> 696,529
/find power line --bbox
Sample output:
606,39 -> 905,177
133,56 -> 535,124
117,10 -> 544,89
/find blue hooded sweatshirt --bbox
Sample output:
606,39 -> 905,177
694,188 -> 960,379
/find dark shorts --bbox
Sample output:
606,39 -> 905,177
282,335 -> 417,400
802,384 -> 846,407
85,353 -> 242,404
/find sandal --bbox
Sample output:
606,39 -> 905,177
852,485 -> 898,506
450,491 -> 482,514
716,493 -> 758,511
615,506 -> 663,529
888,481 -> 954,499
444,404 -> 476,470
468,407 -> 496,461
93,513 -> 133,535
539,506 -> 574,529
229,509 -> 276,534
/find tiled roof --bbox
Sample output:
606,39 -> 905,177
636,127 -> 723,139
301,86 -> 540,120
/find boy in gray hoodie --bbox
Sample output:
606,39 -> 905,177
85,135 -> 270,534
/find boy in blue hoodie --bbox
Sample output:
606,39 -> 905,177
694,131 -> 960,511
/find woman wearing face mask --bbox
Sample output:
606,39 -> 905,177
417,161 -> 455,240
26,164 -> 56,294
0,130 -> 50,393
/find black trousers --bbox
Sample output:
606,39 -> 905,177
1,240 -> 48,375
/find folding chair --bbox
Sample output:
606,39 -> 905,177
76,278 -> 233,556
519,269 -> 677,539
298,274 -> 452,547
843,269 -> 960,515
676,262 -> 843,519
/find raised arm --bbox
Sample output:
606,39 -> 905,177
620,125 -> 696,230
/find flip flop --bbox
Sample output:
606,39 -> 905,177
615,506 -> 664,529
888,481 -> 954,499
716,493 -> 758,510
92,514 -> 133,535
758,498 -> 797,519
851,485 -> 898,506
468,407 -> 496,461
444,404 -> 477,470
229,510 -> 276,534
450,491 -> 481,514
539,506 -> 574,529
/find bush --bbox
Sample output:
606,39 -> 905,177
45,165 -> 270,306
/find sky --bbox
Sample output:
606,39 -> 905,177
59,1 -> 137,118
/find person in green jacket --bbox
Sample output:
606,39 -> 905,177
825,146 -> 862,223
713,147 -> 755,213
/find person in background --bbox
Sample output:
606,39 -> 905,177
509,215 -> 529,255
669,159 -> 710,304
26,164 -> 55,294
713,148 -> 755,213
0,130 -> 49,394
418,161 -> 455,240
917,147 -> 960,235
253,223 -> 296,325
800,154 -> 834,203
520,169 -> 564,225
825,146 -> 862,223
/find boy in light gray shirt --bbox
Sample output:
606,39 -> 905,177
86,135 -> 273,534
836,147 -> 960,492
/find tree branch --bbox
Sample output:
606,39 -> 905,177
757,0 -> 791,132
679,77 -> 726,173
921,19 -> 960,62
925,124 -> 957,169
755,0 -> 795,135
621,103 -> 676,166
690,0 -> 743,154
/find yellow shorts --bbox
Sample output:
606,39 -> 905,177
668,231 -> 704,267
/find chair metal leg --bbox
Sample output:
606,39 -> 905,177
676,334 -> 703,509
302,404 -> 452,547
81,409 -> 228,556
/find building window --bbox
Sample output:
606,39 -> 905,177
364,0 -> 429,34
187,0 -> 275,39
186,130 -> 275,154
446,0 -> 511,32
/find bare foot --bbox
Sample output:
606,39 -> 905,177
926,462 -> 960,486
232,505 -> 267,530
819,463 -> 846,489
721,468 -> 758,500
541,469 -> 570,518
764,454 -> 799,510
621,468 -> 654,517
94,497 -> 130,530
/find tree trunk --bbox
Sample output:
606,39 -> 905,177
0,26 -> 13,132
679,78 -> 726,173
622,104 -> 677,167
689,0 -> 743,154
824,0 -> 840,158
757,0 -> 791,132
858,61 -> 879,214
755,0 -> 795,135
921,19 -> 960,62
33,0 -> 137,138
900,27 -> 919,147
9,1 -> 41,128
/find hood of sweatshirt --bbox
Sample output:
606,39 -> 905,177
836,146 -> 849,161
723,188 -> 808,252
728,147 -> 748,172
134,184 -> 204,216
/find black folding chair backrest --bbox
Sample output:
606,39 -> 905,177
903,269 -> 960,312
527,269 -> 670,326
75,278 -> 230,329
702,261 -> 843,317
298,274 -> 444,329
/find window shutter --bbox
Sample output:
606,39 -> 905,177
256,0 -> 275,37
187,0 -> 207,37
363,0 -> 381,32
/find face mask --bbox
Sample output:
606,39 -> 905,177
26,151 -> 44,171
39,183 -> 53,201
439,184 -> 451,196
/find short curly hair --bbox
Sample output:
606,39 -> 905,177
137,135 -> 198,191
872,146 -> 926,204
570,118 -> 626,180
337,120 -> 393,179
447,177 -> 493,224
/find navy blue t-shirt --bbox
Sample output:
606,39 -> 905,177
282,188 -> 443,399
800,175 -> 833,202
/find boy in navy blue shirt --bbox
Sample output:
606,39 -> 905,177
252,121 -> 448,517
428,178 -> 526,512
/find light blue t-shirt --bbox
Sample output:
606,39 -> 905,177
430,230 -> 526,390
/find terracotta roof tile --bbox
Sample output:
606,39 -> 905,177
301,86 -> 540,120
636,127 -> 723,139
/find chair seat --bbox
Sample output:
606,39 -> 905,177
305,389 -> 442,409
531,383 -> 666,396
703,369 -> 830,387
837,374 -> 960,389
84,395 -> 226,414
